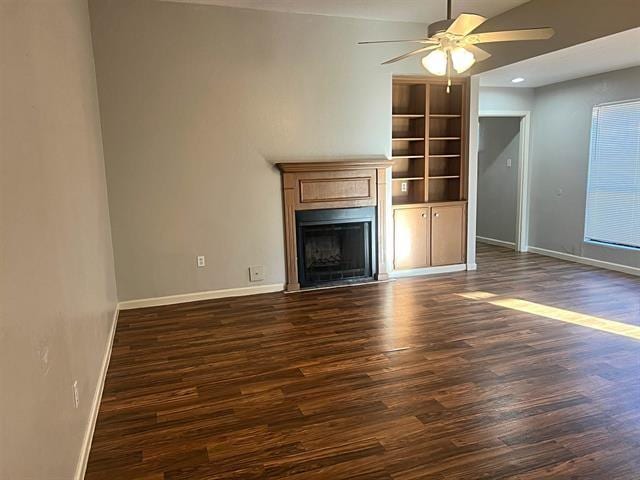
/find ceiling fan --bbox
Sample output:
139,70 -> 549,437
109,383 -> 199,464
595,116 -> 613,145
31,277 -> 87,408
359,0 -> 554,89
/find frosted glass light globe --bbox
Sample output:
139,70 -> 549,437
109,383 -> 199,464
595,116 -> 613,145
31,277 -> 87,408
451,47 -> 475,73
421,49 -> 447,76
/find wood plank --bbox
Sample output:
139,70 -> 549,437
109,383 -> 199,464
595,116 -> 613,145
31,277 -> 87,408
86,244 -> 640,480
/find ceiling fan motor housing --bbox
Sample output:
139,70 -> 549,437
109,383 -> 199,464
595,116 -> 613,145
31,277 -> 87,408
428,19 -> 455,38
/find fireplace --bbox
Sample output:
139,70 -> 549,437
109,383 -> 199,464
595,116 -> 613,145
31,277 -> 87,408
296,207 -> 376,288
276,159 -> 391,291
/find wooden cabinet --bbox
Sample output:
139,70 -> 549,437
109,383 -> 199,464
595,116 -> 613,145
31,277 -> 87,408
390,76 -> 468,272
393,204 -> 465,270
431,205 -> 465,266
393,207 -> 430,270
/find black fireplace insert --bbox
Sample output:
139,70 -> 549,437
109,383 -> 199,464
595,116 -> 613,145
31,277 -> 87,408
296,207 -> 376,288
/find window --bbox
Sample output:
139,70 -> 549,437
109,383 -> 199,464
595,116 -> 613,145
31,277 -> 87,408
584,99 -> 640,250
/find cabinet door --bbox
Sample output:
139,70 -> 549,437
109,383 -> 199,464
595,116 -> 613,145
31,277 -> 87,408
394,208 -> 430,270
431,205 -> 465,266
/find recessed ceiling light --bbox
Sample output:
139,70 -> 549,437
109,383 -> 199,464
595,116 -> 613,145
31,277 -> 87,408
511,77 -> 525,84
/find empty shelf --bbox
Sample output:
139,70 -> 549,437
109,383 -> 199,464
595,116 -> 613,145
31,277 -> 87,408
392,176 -> 425,181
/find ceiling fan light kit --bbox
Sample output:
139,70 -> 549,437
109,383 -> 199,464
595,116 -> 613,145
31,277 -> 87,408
451,47 -> 475,73
359,0 -> 554,92
422,49 -> 447,76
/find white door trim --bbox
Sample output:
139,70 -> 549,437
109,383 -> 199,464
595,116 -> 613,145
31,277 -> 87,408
478,110 -> 532,253
466,77 -> 480,269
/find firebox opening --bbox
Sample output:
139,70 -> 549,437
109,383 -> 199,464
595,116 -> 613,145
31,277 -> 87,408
296,207 -> 376,288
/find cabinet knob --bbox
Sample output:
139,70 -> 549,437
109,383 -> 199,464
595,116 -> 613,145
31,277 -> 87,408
421,213 -> 427,218
434,212 -> 440,217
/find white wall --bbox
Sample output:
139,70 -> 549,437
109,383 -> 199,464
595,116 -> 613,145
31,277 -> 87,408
528,66 -> 640,268
0,0 -> 118,477
89,0 -> 427,301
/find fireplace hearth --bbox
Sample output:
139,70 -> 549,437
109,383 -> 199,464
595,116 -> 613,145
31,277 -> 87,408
296,207 -> 376,288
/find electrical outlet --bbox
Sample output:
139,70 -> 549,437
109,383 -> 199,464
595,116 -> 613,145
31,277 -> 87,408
401,182 -> 408,193
72,380 -> 79,409
249,265 -> 265,282
197,255 -> 206,268
506,158 -> 512,168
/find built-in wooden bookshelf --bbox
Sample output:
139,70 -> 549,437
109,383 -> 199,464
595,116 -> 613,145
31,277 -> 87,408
391,76 -> 469,270
391,77 -> 468,205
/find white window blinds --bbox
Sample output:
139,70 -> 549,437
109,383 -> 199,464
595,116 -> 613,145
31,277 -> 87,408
584,99 -> 640,249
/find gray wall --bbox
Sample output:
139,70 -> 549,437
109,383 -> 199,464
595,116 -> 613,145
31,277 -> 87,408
479,87 -> 534,112
529,66 -> 640,267
477,117 -> 521,244
471,0 -> 640,74
89,0 -> 426,301
0,0 -> 118,478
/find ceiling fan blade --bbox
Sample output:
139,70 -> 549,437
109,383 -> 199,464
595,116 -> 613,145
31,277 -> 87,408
446,13 -> 487,36
470,27 -> 555,44
358,39 -> 437,45
381,45 -> 439,65
465,44 -> 491,62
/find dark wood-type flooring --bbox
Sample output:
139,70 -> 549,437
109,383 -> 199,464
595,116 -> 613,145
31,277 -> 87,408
87,244 -> 640,479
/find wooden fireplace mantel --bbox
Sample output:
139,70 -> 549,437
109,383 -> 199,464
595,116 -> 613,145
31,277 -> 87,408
277,160 -> 392,173
276,159 -> 392,291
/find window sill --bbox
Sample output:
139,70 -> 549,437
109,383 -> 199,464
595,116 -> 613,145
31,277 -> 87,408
584,239 -> 640,252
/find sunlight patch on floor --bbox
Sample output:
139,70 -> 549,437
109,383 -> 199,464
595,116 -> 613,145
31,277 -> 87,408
457,291 -> 640,341
457,291 -> 498,300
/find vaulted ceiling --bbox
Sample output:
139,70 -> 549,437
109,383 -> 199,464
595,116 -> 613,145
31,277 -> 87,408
161,0 -> 530,24
479,27 -> 640,87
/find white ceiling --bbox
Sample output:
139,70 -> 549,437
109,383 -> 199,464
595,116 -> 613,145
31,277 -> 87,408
162,0 -> 529,24
479,27 -> 640,88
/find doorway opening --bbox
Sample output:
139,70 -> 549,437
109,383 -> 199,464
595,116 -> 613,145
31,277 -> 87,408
477,111 -> 530,252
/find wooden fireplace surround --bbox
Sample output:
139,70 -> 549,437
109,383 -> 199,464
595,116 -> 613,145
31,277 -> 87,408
276,159 -> 392,291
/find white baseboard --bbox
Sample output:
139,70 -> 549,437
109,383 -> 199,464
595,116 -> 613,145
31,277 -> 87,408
74,283 -> 284,476
390,263 -> 467,279
75,306 -> 119,480
477,236 -> 516,249
528,246 -> 640,277
118,283 -> 285,310
466,263 -> 477,271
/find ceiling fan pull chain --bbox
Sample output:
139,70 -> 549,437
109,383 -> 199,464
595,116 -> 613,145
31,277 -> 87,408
446,53 -> 452,94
